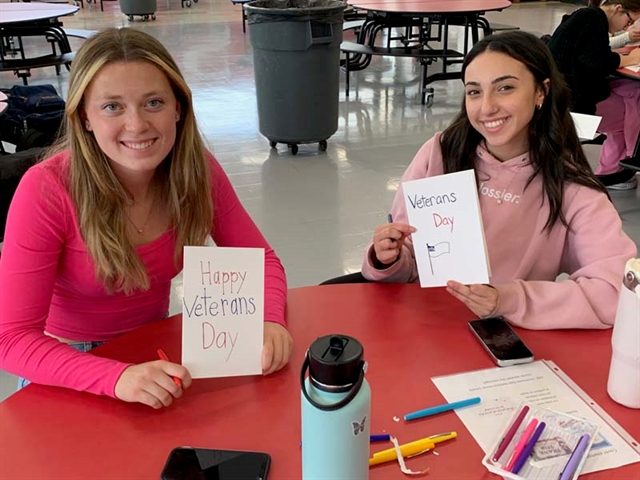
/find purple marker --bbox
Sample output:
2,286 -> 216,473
511,422 -> 546,475
558,434 -> 591,480
303,434 -> 391,446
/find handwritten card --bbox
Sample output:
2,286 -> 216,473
402,170 -> 490,287
182,246 -> 264,378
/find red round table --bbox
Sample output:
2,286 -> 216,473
349,0 -> 511,14
0,284 -> 638,479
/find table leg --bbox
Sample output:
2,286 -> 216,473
346,52 -> 350,97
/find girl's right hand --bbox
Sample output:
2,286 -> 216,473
114,360 -> 192,409
372,222 -> 416,266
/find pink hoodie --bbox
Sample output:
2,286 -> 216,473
362,133 -> 637,330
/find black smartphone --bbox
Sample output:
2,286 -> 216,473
468,317 -> 534,367
160,447 -> 270,480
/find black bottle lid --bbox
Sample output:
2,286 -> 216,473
308,334 -> 364,392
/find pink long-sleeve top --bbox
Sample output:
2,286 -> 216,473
0,151 -> 287,397
362,133 -> 637,330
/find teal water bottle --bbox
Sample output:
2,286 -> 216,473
301,335 -> 370,480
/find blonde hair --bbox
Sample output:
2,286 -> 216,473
53,28 -> 213,294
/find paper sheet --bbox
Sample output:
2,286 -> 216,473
624,65 -> 640,72
431,361 -> 640,474
570,112 -> 602,140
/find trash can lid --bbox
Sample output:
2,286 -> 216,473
244,0 -> 346,21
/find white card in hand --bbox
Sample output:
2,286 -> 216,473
402,170 -> 490,288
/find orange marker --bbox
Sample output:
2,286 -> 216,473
156,348 -> 183,388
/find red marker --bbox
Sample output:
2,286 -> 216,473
492,405 -> 530,462
156,348 -> 183,388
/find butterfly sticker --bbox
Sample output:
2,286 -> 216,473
352,416 -> 366,436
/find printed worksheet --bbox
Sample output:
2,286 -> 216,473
432,361 -> 640,474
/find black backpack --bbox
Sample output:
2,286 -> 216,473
0,85 -> 65,150
0,147 -> 45,242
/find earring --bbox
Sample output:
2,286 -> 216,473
175,115 -> 180,122
536,103 -> 543,111
85,121 -> 91,131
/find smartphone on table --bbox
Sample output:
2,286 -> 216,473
468,317 -> 534,367
160,447 -> 271,480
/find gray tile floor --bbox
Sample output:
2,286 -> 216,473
1,0 -> 638,400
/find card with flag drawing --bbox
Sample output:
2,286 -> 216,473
402,169 -> 490,287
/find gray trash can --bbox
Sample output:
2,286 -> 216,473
244,0 -> 346,155
119,0 -> 157,21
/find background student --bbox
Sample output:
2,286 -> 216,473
548,0 -> 640,189
610,17 -> 640,47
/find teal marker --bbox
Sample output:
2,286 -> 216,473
404,397 -> 481,421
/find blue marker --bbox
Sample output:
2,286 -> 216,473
404,397 -> 481,421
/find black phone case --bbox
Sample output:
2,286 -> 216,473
160,447 -> 270,480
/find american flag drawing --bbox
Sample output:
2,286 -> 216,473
426,242 -> 451,275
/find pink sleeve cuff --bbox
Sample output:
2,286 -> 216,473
361,244 -> 415,283
107,362 -> 133,398
494,282 -> 524,324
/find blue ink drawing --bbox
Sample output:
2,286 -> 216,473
426,242 -> 451,275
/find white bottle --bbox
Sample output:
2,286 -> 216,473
607,258 -> 640,409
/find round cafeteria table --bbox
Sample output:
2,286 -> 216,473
343,0 -> 511,104
0,3 -> 79,25
349,0 -> 511,14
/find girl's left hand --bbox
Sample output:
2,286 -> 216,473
446,280 -> 499,318
262,322 -> 293,375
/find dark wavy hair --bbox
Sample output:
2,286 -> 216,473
440,31 -> 608,232
589,0 -> 640,12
